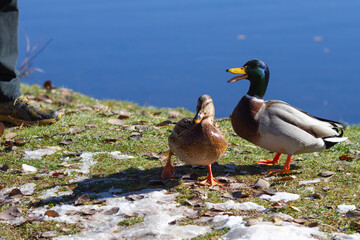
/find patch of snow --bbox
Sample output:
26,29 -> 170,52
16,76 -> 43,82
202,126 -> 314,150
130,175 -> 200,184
267,212 -> 294,221
22,164 -> 37,173
220,221 -> 326,240
68,151 -> 134,182
205,201 -> 266,212
259,192 -> 300,203
37,186 -> 73,200
29,189 -> 209,240
332,232 -> 360,240
298,179 -> 321,185
337,204 -> 357,214
23,146 -> 61,159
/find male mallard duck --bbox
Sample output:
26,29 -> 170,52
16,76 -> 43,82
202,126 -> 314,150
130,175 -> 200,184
161,94 -> 228,186
226,59 -> 347,172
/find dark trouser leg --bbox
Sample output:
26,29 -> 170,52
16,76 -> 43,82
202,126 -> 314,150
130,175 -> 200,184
0,0 -> 22,102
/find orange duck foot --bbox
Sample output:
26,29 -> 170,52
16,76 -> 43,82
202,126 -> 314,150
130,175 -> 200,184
262,169 -> 294,176
256,153 -> 281,166
196,175 -> 224,186
161,161 -> 176,179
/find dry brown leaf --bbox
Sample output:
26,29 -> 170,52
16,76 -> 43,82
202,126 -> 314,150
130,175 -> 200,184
59,139 -> 73,145
0,207 -> 21,220
108,118 -> 125,126
75,194 -> 90,206
293,218 -> 308,224
69,128 -> 85,135
85,122 -> 98,128
280,176 -> 295,181
0,164 -> 9,172
339,155 -> 354,161
80,208 -> 97,216
104,207 -> 119,215
8,188 -> 23,198
45,210 -> 59,218
5,132 -> 17,140
128,132 -> 142,140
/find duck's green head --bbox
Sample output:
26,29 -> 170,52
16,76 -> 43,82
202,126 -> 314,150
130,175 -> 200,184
226,59 -> 270,99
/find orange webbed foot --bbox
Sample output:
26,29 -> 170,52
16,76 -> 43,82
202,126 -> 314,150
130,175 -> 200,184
256,153 -> 282,166
196,175 -> 224,186
161,151 -> 176,179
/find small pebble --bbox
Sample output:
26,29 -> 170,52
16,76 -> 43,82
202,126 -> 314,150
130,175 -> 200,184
319,171 -> 335,177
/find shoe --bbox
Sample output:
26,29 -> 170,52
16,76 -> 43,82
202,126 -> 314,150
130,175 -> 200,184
0,95 -> 61,126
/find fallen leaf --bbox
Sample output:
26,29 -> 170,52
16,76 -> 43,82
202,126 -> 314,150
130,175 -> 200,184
280,176 -> 295,181
108,118 -> 125,126
0,207 -> 21,220
104,137 -> 122,143
8,188 -> 23,198
186,196 -> 203,207
75,194 -> 90,205
45,210 -> 59,218
319,171 -> 335,177
289,205 -> 301,212
85,122 -> 98,128
293,218 -> 308,224
0,164 -> 9,172
128,132 -> 142,140
41,231 -> 58,238
69,128 -> 85,134
5,132 -> 17,140
349,149 -> 360,155
80,208 -> 97,216
59,139 -> 73,145
339,155 -> 354,161
104,207 -> 119,215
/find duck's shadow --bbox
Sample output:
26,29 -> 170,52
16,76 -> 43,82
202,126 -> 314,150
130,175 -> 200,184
32,162 -> 300,207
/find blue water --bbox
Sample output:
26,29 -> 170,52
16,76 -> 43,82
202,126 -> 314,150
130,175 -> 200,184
18,0 -> 360,124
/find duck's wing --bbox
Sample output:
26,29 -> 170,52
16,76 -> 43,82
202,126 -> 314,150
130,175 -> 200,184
261,100 -> 345,139
172,118 -> 194,136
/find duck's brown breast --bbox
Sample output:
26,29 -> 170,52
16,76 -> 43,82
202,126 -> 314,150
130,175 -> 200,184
168,120 -> 227,166
230,95 -> 263,144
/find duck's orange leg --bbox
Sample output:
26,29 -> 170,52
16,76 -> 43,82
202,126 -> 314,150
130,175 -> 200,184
197,164 -> 224,186
161,151 -> 176,178
264,155 -> 293,175
256,153 -> 281,166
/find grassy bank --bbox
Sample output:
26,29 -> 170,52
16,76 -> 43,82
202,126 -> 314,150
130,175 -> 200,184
0,84 -> 359,239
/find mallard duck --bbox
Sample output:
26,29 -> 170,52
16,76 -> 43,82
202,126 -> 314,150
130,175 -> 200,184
161,94 -> 228,186
226,59 -> 347,172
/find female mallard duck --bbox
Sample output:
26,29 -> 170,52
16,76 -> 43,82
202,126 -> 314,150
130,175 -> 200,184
226,59 -> 347,173
161,94 -> 228,186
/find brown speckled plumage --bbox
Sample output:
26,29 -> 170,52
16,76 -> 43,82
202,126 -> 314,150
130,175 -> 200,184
169,117 -> 227,166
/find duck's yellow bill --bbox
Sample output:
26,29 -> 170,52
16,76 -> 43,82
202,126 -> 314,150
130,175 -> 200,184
194,111 -> 204,124
226,67 -> 246,74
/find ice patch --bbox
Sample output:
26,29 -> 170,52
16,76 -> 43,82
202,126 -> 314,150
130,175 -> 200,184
259,192 -> 300,203
68,151 -> 134,182
24,146 -> 61,159
205,200 -> 266,212
220,221 -> 326,240
29,189 -> 209,240
298,179 -> 321,185
22,164 -> 37,173
337,204 -> 357,214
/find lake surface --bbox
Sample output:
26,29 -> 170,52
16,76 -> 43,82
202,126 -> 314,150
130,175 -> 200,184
18,0 -> 360,124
